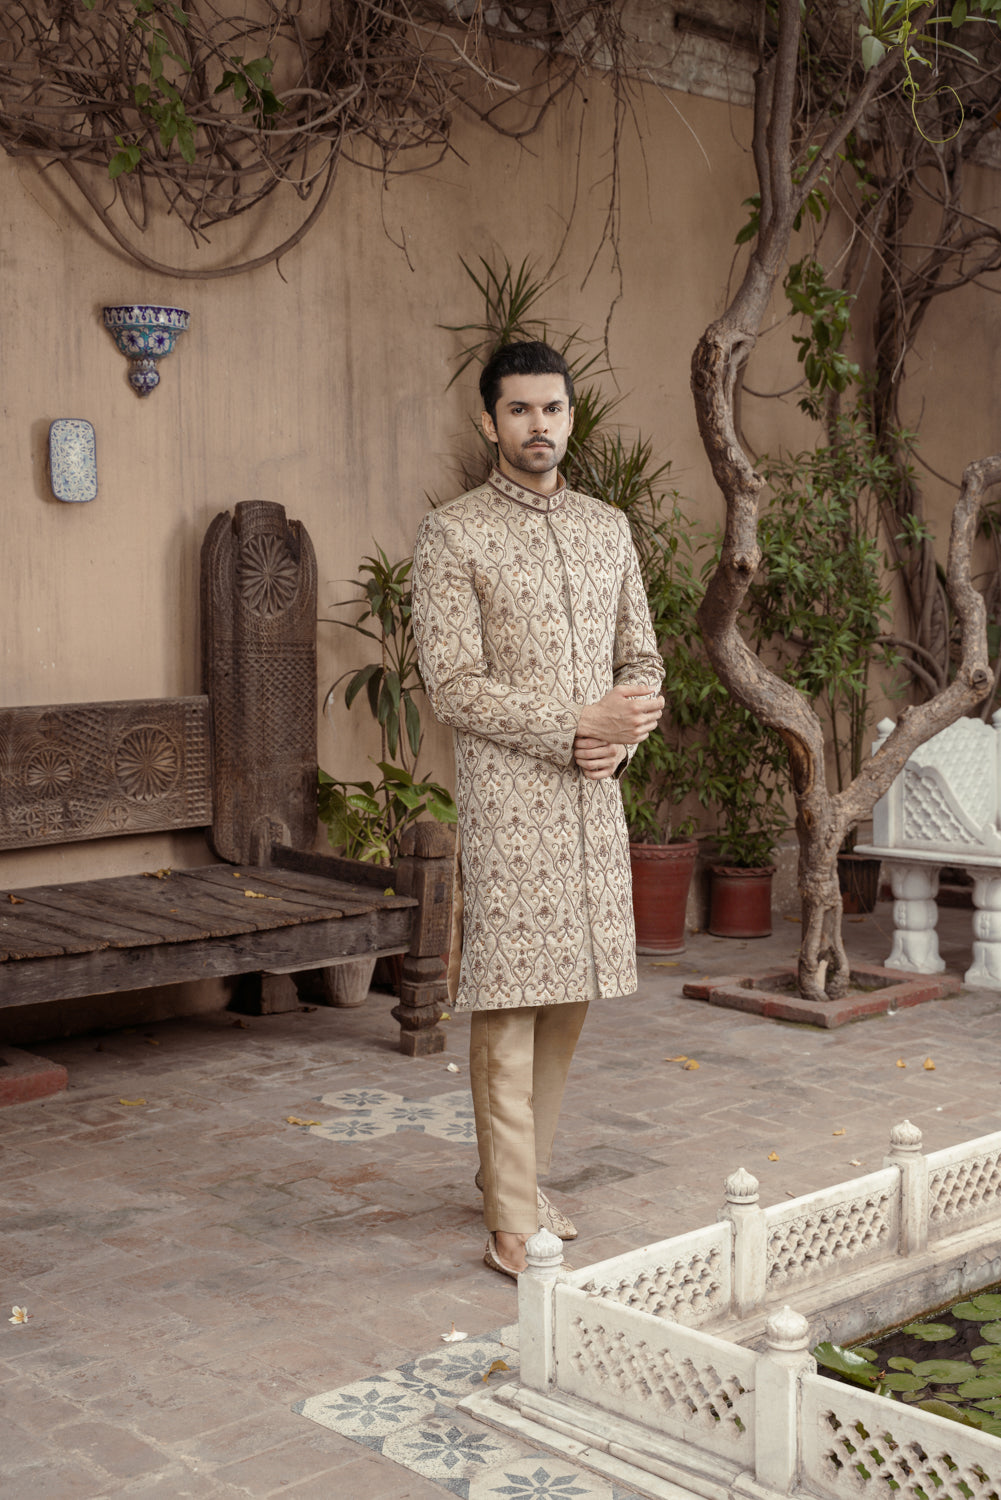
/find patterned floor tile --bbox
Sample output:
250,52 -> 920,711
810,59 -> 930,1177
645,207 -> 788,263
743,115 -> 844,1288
379,1412 -> 529,1498
467,1456 -> 624,1498
311,1089 -> 477,1143
296,1327 -> 650,1499
294,1371 -> 439,1443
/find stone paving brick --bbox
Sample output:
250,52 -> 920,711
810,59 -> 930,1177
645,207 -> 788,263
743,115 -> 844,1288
3,904 -> 1000,1495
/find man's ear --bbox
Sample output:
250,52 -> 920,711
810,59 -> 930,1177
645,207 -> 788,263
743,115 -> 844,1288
481,410 -> 498,444
568,404 -> 575,434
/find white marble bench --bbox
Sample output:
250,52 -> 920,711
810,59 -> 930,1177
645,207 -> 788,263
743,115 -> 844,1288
855,712 -> 1001,990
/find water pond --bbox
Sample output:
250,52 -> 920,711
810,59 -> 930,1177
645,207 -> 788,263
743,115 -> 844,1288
815,1286 -> 1001,1438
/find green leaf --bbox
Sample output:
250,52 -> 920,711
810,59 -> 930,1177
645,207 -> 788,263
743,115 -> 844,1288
861,31 -> 887,70
813,1343 -> 879,1386
954,1296 -> 1001,1320
952,0 -> 968,23
958,1375 -> 1001,1398
887,1357 -> 916,1371
345,663 -> 380,710
878,1373 -> 926,1392
901,1322 -> 955,1341
911,1359 -> 980,1384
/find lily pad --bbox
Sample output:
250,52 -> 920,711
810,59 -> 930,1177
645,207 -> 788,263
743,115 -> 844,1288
916,1398 -> 975,1425
971,1346 -> 1001,1362
978,1321 -> 1001,1344
886,1356 -> 916,1371
911,1359 -> 979,1384
877,1373 -> 926,1393
813,1342 -> 879,1387
952,1295 -> 1001,1321
957,1375 -> 1001,1398
901,1322 -> 954,1341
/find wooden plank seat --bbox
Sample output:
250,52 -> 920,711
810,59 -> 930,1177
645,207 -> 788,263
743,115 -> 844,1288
0,501 -> 451,1054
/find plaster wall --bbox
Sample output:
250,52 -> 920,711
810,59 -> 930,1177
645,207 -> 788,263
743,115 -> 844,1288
2,40 -> 1000,1032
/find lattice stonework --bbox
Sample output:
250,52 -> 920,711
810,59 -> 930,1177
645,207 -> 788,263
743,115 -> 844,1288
0,699 -> 211,849
580,1246 -> 727,1324
766,1190 -> 897,1290
565,1314 -> 750,1450
929,1149 -> 1001,1233
815,1406 -> 1001,1500
902,768 -> 974,847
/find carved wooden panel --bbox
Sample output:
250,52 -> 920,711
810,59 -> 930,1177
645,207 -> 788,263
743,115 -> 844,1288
201,500 -> 317,863
0,697 -> 211,850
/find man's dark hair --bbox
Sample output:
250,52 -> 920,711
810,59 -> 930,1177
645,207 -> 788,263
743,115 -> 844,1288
479,341 -> 574,422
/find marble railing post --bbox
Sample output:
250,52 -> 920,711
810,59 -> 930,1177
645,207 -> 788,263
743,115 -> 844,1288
720,1167 -> 767,1317
752,1307 -> 814,1495
884,1118 -> 928,1257
518,1228 -> 564,1393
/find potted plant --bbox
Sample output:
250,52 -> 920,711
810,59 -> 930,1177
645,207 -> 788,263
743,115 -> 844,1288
619,508 -> 712,951
702,705 -> 789,939
318,548 -> 456,1002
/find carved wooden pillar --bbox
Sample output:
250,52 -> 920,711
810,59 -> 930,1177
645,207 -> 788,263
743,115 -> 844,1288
201,500 -> 317,864
391,821 -> 454,1056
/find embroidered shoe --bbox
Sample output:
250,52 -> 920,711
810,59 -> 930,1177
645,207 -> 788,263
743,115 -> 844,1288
474,1169 -> 578,1241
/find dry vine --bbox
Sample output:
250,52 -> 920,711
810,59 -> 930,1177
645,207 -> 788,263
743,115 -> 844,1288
0,0 -> 630,277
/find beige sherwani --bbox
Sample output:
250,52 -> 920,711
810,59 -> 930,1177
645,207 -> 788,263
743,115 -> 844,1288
412,468 -> 663,1013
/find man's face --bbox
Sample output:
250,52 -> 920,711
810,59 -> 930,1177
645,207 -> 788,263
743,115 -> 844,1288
481,373 -> 574,492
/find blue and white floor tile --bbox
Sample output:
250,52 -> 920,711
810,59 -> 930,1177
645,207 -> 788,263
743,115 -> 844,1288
295,1329 -> 646,1499
308,1087 -> 477,1143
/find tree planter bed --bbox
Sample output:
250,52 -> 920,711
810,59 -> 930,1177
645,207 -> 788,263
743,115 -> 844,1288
681,962 -> 962,1028
462,1121 -> 1001,1499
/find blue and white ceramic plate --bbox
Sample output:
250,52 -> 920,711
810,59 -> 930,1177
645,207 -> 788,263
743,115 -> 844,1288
49,419 -> 97,503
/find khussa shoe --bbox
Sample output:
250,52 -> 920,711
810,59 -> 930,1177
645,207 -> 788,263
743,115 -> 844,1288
483,1233 -> 521,1280
474,1168 -> 578,1241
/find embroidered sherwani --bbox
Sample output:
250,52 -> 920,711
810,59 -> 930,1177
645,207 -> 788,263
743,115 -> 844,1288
411,468 -> 662,1013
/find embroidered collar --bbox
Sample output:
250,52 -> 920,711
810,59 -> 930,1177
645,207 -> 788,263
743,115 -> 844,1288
487,467 -> 569,513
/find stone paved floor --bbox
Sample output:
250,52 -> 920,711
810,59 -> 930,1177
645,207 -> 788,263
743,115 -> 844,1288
3,901 -> 1001,1496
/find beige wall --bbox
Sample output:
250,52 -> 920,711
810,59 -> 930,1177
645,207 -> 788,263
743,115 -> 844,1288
3,42 -> 1000,1025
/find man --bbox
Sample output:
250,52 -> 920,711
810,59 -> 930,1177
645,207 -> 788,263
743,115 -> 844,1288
411,341 -> 664,1277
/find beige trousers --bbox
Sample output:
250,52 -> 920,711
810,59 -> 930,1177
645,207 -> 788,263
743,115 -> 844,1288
469,1001 -> 589,1235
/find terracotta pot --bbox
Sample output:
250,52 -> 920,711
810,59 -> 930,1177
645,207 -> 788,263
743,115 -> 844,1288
837,852 -> 881,915
708,864 -> 775,938
630,839 -> 698,954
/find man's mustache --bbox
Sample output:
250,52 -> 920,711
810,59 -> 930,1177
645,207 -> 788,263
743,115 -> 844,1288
523,437 -> 555,450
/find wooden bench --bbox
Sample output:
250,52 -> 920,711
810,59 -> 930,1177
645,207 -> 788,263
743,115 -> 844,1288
0,501 -> 451,1055
856,711 -> 1001,993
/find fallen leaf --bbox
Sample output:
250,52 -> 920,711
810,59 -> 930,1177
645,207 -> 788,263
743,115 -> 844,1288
832,1128 -> 845,1137
849,1159 -> 862,1167
682,1059 -> 700,1071
847,916 -> 865,923
650,961 -> 679,968
233,872 -> 242,877
445,1062 -> 460,1073
9,1306 -> 30,1325
143,868 -> 172,879
924,1057 -> 936,1071
783,915 -> 801,923
896,1059 -> 907,1068
442,1324 -> 467,1343
6,893 -> 24,905
244,890 -> 269,898
482,1358 -> 510,1381
285,1116 -> 321,1127
232,1018 -> 250,1029
665,1055 -> 688,1063
119,1098 -> 145,1106
768,1152 -> 780,1161
785,1190 -> 796,1198
384,886 -> 395,896
145,1038 -> 160,1047
440,1012 -> 451,1020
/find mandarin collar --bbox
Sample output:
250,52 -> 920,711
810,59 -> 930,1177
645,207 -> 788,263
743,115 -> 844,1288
487,467 -> 569,513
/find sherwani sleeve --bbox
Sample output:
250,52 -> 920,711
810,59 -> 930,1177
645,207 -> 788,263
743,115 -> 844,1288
412,510 -> 581,768
610,511 -> 665,771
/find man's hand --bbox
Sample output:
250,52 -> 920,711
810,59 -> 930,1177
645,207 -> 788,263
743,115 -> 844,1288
573,736 -> 626,780
576,684 -> 664,746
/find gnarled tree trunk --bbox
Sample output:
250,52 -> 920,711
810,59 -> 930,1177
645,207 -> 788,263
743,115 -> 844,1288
691,0 -> 997,1002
